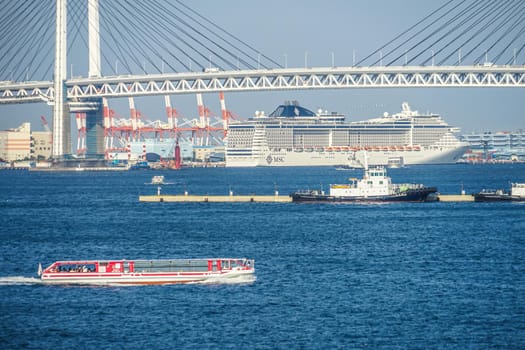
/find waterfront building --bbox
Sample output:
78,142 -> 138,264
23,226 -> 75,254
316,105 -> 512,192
0,123 -> 31,162
461,130 -> 525,152
31,130 -> 53,160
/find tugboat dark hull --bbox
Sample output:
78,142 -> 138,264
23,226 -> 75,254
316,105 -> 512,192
474,193 -> 525,202
291,187 -> 438,203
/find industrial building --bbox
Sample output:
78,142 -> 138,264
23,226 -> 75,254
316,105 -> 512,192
0,123 -> 53,163
460,130 -> 525,162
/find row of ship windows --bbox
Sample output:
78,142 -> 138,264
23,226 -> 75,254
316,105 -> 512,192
229,132 -> 445,145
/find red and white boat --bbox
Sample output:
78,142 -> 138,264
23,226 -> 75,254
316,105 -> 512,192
38,258 -> 255,285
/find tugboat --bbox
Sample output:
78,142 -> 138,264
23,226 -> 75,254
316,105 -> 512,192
474,183 -> 525,202
291,159 -> 437,203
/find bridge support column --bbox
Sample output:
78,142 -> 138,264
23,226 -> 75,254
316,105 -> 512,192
52,0 -> 70,159
85,99 -> 104,157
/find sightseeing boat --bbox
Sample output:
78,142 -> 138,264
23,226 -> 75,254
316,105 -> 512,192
38,258 -> 255,285
150,175 -> 165,185
291,163 -> 437,203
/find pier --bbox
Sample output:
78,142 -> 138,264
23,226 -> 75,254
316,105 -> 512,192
437,194 -> 475,202
139,193 -> 476,203
139,194 -> 293,203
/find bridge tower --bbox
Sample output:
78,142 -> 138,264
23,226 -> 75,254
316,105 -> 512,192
53,0 -> 104,160
85,0 -> 105,158
88,0 -> 101,78
52,0 -> 70,159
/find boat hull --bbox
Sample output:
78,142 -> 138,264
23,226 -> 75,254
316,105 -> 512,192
40,269 -> 254,285
474,194 -> 525,202
226,146 -> 468,167
291,187 -> 438,203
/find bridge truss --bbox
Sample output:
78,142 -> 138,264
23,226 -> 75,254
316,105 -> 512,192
1,65 -> 524,104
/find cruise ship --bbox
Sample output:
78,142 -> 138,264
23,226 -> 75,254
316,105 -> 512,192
225,101 -> 468,167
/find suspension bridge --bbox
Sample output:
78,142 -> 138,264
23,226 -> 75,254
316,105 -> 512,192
0,0 -> 524,160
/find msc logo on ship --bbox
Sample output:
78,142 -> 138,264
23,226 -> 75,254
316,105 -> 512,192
266,154 -> 284,164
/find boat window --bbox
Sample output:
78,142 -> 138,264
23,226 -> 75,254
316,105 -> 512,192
55,263 -> 95,273
133,260 -> 210,273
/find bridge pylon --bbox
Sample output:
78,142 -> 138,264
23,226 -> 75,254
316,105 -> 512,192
52,0 -> 70,160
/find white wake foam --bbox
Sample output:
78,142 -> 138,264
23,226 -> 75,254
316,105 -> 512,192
0,276 -> 42,285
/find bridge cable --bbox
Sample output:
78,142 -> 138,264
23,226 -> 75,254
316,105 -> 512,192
125,0 -> 254,72
458,0 -> 523,64
118,0 -> 197,72
473,3 -> 525,64
382,0 -> 492,66
355,0 -> 460,66
0,1 -> 39,77
93,4 -> 136,75
495,3 -> 525,64
127,0 -> 191,72
149,0 -> 256,70
173,0 -> 282,68
166,1 -> 260,70
417,0 -> 514,66
436,0 -> 519,65
0,1 -> 52,81
98,3 -> 137,74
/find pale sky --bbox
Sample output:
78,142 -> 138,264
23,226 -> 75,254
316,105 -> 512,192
0,0 -> 523,134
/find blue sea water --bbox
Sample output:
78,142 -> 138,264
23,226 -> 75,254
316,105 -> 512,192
0,164 -> 524,349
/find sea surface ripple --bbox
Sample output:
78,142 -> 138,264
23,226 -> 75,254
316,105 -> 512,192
1,164 -> 524,349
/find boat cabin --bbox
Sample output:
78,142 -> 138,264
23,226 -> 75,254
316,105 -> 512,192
511,183 -> 525,198
330,165 -> 393,197
42,259 -> 253,275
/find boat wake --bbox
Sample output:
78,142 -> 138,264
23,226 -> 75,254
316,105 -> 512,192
0,276 -> 43,285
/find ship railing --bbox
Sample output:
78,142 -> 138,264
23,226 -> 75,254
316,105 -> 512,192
293,189 -> 325,195
392,183 -> 425,192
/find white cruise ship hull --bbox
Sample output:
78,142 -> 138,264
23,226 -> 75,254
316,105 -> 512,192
226,145 -> 468,167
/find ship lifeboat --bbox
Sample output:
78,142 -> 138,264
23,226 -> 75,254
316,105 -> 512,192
294,147 -> 303,152
413,145 -> 421,151
341,146 -> 350,152
405,146 -> 412,151
333,147 -> 341,152
325,147 -> 333,152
